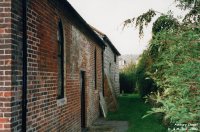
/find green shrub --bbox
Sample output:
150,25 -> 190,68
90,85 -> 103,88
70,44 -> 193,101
120,63 -> 137,93
136,51 -> 157,98
145,25 -> 200,124
152,15 -> 179,35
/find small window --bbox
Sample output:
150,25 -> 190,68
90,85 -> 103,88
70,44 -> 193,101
94,48 -> 97,89
109,63 -> 112,74
57,20 -> 64,99
114,55 -> 117,63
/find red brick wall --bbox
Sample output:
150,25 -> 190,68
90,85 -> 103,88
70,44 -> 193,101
0,0 -> 25,131
0,0 -> 13,131
11,0 -> 24,131
71,26 -> 103,126
0,0 -> 103,131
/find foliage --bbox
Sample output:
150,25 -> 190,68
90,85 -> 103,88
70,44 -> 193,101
124,9 -> 156,37
123,0 -> 200,37
175,0 -> 200,10
144,25 -> 200,124
152,15 -> 179,35
120,63 -> 137,93
176,0 -> 200,23
135,51 -> 157,98
123,0 -> 200,125
107,94 -> 167,132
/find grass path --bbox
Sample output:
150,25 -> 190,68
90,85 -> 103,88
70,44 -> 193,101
107,94 -> 167,132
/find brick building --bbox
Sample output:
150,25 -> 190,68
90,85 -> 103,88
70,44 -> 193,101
0,0 -> 105,131
92,28 -> 120,97
103,36 -> 120,97
92,27 -> 120,112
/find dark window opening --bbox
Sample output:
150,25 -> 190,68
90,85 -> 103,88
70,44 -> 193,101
114,54 -> 117,63
124,60 -> 126,65
109,63 -> 112,74
57,20 -> 64,99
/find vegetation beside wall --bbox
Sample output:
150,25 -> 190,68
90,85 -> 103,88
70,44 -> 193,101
119,51 -> 156,97
107,94 -> 167,132
121,0 -> 200,125
135,51 -> 157,98
144,26 -> 200,124
119,63 -> 136,93
135,25 -> 200,124
120,25 -> 200,124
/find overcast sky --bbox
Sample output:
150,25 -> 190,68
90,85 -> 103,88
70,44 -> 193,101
67,0 -> 183,55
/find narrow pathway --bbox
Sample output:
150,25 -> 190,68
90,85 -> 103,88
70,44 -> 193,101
107,94 -> 167,132
88,118 -> 128,132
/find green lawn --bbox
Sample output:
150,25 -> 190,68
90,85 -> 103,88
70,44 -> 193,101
107,94 -> 167,132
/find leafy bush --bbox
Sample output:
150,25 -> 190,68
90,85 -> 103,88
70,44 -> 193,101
120,63 -> 137,93
135,50 -> 157,98
152,15 -> 179,35
145,25 -> 200,124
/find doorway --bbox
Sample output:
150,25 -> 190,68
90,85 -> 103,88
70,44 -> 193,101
80,71 -> 86,129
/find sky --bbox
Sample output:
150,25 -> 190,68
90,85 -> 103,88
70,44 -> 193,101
67,0 -> 183,55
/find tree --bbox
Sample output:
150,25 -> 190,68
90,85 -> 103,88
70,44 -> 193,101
123,0 -> 200,37
124,0 -> 200,124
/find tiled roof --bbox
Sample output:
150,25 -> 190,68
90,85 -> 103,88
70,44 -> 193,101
91,26 -> 121,56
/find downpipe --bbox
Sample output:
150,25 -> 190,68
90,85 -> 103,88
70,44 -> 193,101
22,0 -> 28,131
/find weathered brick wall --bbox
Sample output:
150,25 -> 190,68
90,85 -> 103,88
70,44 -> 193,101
72,26 -> 102,127
1,0 -> 103,131
0,0 -> 17,131
11,0 -> 23,131
0,0 -> 103,131
104,43 -> 120,96
1,0 -> 25,131
25,0 -> 103,131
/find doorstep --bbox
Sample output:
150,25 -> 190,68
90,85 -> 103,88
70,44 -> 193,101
88,118 -> 128,132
